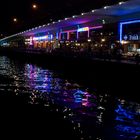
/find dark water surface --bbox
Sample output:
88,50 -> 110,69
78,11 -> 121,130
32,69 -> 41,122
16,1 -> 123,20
0,55 -> 140,140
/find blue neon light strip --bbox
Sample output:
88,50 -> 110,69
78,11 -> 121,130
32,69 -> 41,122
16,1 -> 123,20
56,32 -> 59,39
119,19 -> 140,43
119,23 -> 123,43
33,34 -> 53,41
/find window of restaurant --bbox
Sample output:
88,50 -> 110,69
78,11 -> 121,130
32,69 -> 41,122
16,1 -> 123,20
61,33 -> 67,41
89,24 -> 117,46
78,31 -> 88,42
89,29 -> 102,43
38,42 -> 43,48
69,32 -> 77,41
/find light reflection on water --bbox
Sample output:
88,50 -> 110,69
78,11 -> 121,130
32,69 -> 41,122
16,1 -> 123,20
24,63 -> 97,110
0,56 -> 140,140
115,99 -> 140,140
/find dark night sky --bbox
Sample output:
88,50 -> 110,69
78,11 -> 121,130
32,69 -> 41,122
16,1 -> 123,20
0,0 -> 126,36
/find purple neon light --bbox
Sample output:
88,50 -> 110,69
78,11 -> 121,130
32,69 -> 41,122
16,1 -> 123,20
90,25 -> 103,30
60,25 -> 103,34
60,29 -> 77,34
60,25 -> 103,40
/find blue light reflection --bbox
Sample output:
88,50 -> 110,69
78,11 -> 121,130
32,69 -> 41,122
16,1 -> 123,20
115,99 -> 140,139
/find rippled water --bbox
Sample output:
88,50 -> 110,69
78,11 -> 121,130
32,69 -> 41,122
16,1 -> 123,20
0,56 -> 140,140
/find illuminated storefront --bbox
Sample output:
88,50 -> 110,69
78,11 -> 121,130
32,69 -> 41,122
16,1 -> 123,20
25,34 -> 54,49
59,26 -> 103,42
120,20 -> 140,54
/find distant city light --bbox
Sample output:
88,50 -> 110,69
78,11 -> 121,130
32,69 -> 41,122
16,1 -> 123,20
119,2 -> 124,5
13,18 -> 17,22
101,38 -> 105,42
32,4 -> 37,9
87,39 -> 91,42
81,13 -> 85,15
102,19 -> 105,24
